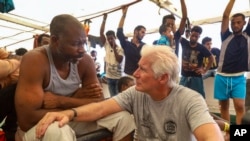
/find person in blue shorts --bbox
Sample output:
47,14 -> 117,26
214,0 -> 250,125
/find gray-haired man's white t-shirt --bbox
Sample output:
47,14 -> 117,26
113,85 -> 215,141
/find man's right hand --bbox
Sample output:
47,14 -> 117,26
103,13 -> 107,20
122,6 -> 128,16
73,83 -> 103,98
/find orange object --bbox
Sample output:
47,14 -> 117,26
83,19 -> 91,35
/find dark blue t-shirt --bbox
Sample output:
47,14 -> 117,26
117,28 -> 145,75
219,26 -> 250,73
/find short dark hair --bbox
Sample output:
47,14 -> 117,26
105,30 -> 115,37
191,26 -> 202,34
15,48 -> 28,56
90,50 -> 97,54
134,25 -> 146,32
50,14 -> 83,37
162,14 -> 175,25
117,76 -> 134,92
37,33 -> 50,45
232,13 -> 245,21
159,24 -> 171,34
202,37 -> 212,45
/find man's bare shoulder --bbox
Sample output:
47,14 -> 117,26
20,47 -> 49,76
77,53 -> 94,66
17,47 -> 51,89
22,47 -> 47,64
77,53 -> 96,78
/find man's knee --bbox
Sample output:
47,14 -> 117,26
97,111 -> 136,141
114,111 -> 134,124
44,122 -> 76,139
24,122 -> 76,141
233,99 -> 245,111
99,111 -> 134,129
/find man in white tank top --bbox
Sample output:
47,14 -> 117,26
15,14 -> 135,141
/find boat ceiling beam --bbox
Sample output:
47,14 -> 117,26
0,14 -> 49,32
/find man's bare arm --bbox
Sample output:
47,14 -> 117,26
118,6 -> 128,28
178,0 -> 187,35
42,90 -> 103,109
72,54 -> 104,101
221,0 -> 235,34
15,50 -> 57,131
194,123 -> 224,141
113,47 -> 123,63
100,14 -> 107,45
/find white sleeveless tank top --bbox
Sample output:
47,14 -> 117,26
44,46 -> 81,96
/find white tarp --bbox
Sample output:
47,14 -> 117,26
0,0 -> 249,51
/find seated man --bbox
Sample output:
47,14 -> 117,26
15,14 -> 135,141
36,45 -> 224,141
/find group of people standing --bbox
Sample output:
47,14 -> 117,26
93,0 -> 249,139
156,0 -> 249,129
0,0 -> 249,140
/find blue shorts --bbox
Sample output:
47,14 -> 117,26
214,74 -> 246,100
179,76 -> 205,98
